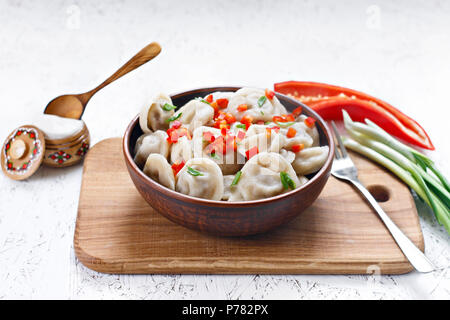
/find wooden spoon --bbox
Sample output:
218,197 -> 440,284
44,42 -> 162,119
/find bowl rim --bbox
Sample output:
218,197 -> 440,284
123,86 -> 335,207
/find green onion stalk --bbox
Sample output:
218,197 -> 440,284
341,110 -> 450,235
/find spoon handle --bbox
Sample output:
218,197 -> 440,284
78,42 -> 162,105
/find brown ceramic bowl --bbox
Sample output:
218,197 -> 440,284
123,87 -> 334,236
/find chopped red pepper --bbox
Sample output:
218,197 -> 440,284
203,131 -> 215,143
291,144 -> 304,153
221,127 -> 228,136
286,127 -> 297,138
216,98 -> 229,109
206,94 -> 213,103
272,115 -> 286,123
292,106 -> 303,118
166,127 -> 191,143
237,104 -> 248,112
217,111 -> 226,120
245,146 -> 259,160
271,126 -> 280,133
274,81 -> 435,150
224,113 -> 236,124
171,161 -> 185,176
241,115 -> 253,129
265,89 -> 275,100
171,120 -> 182,129
210,101 -> 219,113
256,120 -> 265,125
236,130 -> 246,142
304,117 -> 316,128
265,127 -> 272,138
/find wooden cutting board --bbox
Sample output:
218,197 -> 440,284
74,138 -> 424,274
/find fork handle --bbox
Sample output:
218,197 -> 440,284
350,180 -> 434,273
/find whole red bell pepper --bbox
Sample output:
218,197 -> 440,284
274,81 -> 434,150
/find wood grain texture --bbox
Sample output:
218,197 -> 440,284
74,138 -> 425,275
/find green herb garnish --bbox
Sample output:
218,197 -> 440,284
257,96 -> 267,108
231,171 -> 242,187
187,166 -> 203,176
166,112 -> 182,123
162,103 -> 177,111
196,97 -> 211,105
210,152 -> 220,160
275,120 -> 295,128
235,123 -> 246,130
280,172 -> 296,190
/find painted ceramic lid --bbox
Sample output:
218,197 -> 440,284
1,125 -> 46,180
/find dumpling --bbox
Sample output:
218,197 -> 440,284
222,175 -> 235,201
192,126 -> 244,175
171,99 -> 214,133
175,158 -> 224,200
139,93 -> 174,132
297,115 -> 320,147
227,87 -> 288,122
229,152 -> 300,201
170,136 -> 193,164
291,146 -> 329,175
134,130 -> 170,168
143,153 -> 175,190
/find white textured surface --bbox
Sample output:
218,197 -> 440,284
0,0 -> 449,299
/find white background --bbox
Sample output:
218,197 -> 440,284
0,0 -> 449,299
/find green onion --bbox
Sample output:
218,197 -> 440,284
275,121 -> 295,128
260,110 -> 265,116
235,123 -> 246,130
280,172 -> 296,190
166,112 -> 182,123
187,166 -> 203,176
196,98 -> 210,105
210,152 -> 220,160
342,110 -> 450,235
162,103 -> 176,111
231,171 -> 242,187
257,96 -> 267,108
364,118 -> 450,192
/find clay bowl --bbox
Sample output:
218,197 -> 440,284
43,122 -> 90,168
123,86 -> 334,236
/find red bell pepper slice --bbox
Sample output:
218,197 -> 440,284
274,81 -> 434,150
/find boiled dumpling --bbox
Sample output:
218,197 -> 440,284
171,99 -> 214,134
291,146 -> 329,175
139,93 -> 174,132
192,126 -> 244,175
229,152 -> 300,201
170,136 -> 193,164
134,130 -> 170,167
176,158 -> 224,200
227,87 -> 288,122
143,153 -> 175,190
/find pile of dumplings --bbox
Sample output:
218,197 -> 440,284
134,87 -> 329,202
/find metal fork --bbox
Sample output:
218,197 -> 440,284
330,121 -> 434,273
